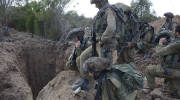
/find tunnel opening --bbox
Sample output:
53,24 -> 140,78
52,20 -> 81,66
21,46 -> 56,100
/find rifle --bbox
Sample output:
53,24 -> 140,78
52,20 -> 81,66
70,47 -> 77,67
91,17 -> 97,57
94,69 -> 124,100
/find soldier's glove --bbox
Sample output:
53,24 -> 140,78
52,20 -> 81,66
72,78 -> 91,94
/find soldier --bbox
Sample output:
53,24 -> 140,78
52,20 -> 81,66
72,0 -> 142,92
142,24 -> 180,99
136,22 -> 155,57
66,28 -> 88,71
72,0 -> 125,90
82,57 -> 143,100
159,12 -> 176,34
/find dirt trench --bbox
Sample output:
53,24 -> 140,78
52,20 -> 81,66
22,46 -> 56,99
0,29 -> 72,100
19,41 -> 71,99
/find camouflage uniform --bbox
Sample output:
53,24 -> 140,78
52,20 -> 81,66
160,12 -> 177,35
66,28 -> 89,71
73,2 -> 142,99
83,57 -> 144,100
111,3 -> 140,65
137,22 -> 155,53
66,47 -> 82,71
145,38 -> 180,98
161,21 -> 176,32
79,3 -> 124,78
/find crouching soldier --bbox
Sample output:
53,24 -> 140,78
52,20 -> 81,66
82,57 -> 144,100
143,25 -> 180,99
66,28 -> 89,71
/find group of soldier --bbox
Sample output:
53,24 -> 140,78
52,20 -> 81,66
66,0 -> 180,100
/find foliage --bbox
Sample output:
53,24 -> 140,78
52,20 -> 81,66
0,0 -> 92,40
0,0 -> 93,40
131,0 -> 158,22
65,10 -> 93,28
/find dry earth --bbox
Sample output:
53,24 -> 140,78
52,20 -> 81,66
0,29 -> 71,100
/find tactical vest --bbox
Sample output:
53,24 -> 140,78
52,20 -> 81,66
162,21 -> 176,31
140,23 -> 155,43
93,4 -> 126,42
163,39 -> 180,69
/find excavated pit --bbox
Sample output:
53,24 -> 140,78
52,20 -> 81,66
0,29 -> 72,100
22,47 -> 56,99
19,42 -> 71,99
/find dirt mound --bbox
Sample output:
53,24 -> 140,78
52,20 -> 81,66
36,71 -> 94,100
150,15 -> 180,34
0,28 -> 72,100
0,42 -> 33,100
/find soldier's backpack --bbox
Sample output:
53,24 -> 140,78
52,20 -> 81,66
114,3 -> 139,43
107,63 -> 144,99
93,3 -> 138,43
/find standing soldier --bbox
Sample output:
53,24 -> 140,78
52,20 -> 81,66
137,22 -> 155,55
72,0 -> 127,92
72,1 -> 143,98
143,25 -> 180,99
159,12 -> 177,34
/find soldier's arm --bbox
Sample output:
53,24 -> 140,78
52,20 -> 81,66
101,8 -> 116,43
136,31 -> 154,50
172,22 -> 177,36
156,42 -> 180,56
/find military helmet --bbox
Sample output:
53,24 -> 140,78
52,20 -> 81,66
90,0 -> 108,4
83,57 -> 111,73
66,28 -> 84,40
155,30 -> 172,43
164,12 -> 174,18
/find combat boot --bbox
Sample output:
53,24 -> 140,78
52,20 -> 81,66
72,78 -> 91,94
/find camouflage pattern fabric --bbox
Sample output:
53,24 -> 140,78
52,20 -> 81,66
102,63 -> 143,100
79,3 -> 125,78
146,64 -> 180,98
83,57 -> 143,100
160,21 -> 177,34
66,47 -> 83,71
145,38 -> 180,98
137,23 -> 155,53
